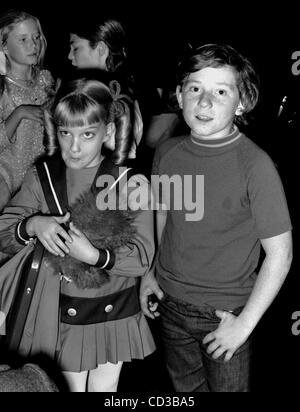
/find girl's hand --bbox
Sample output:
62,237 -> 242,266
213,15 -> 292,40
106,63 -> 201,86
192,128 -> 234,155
65,222 -> 99,264
17,105 -> 44,124
26,212 -> 72,257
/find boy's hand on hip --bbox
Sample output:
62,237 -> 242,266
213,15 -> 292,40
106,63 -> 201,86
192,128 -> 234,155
202,310 -> 251,362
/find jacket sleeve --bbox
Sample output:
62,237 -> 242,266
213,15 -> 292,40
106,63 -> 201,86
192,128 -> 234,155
0,167 -> 43,256
108,176 -> 155,278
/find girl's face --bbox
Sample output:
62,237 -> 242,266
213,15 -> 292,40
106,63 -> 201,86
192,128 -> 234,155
3,19 -> 41,68
57,121 -> 112,169
177,66 -> 243,140
68,34 -> 107,69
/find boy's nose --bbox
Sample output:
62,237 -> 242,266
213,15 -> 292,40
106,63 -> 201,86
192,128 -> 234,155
198,92 -> 213,108
68,49 -> 73,61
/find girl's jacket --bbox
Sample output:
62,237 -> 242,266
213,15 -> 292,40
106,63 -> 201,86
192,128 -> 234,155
0,153 -> 155,359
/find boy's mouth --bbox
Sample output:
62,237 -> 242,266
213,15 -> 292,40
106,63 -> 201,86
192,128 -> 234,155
196,115 -> 213,121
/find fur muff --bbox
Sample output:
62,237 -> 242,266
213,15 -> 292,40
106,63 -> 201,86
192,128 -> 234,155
45,189 -> 137,289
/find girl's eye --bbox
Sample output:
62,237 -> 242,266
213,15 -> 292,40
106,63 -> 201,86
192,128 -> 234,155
33,34 -> 41,41
59,130 -> 71,137
83,132 -> 94,139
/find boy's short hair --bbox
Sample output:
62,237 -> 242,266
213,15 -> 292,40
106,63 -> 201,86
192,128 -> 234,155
177,44 -> 260,124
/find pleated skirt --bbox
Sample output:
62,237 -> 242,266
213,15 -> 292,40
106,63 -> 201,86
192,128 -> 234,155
56,311 -> 156,372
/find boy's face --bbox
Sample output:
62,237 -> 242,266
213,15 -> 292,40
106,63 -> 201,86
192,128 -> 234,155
177,65 -> 243,140
68,34 -> 106,70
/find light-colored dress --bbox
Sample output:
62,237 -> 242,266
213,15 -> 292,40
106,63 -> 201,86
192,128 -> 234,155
0,70 -> 54,195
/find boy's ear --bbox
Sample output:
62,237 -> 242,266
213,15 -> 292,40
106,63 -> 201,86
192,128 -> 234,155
176,85 -> 183,109
96,41 -> 109,58
235,101 -> 245,116
104,122 -> 116,151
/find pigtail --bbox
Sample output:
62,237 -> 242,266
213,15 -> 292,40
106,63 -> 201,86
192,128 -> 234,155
108,80 -> 142,165
0,32 -> 7,96
0,75 -> 6,96
44,109 -> 58,156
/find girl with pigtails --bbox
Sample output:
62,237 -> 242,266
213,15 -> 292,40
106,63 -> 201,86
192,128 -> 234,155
0,74 -> 156,392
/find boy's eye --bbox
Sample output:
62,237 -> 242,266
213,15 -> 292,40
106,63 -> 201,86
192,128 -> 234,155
217,89 -> 227,96
189,85 -> 200,93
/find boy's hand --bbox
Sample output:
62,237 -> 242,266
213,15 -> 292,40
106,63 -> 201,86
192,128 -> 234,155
202,310 -> 252,362
65,222 -> 97,264
140,271 -> 164,319
27,212 -> 72,257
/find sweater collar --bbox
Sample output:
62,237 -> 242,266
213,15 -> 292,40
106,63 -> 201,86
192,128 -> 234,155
190,125 -> 242,148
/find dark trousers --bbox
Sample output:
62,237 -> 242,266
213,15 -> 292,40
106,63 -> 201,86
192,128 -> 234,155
158,292 -> 252,392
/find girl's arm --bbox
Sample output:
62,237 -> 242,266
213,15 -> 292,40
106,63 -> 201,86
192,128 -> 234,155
4,105 -> 44,142
0,92 -> 44,151
109,208 -> 155,277
105,176 -> 155,278
0,99 -> 10,152
0,168 -> 42,255
3,106 -> 24,142
67,208 -> 155,278
66,178 -> 156,278
0,168 -> 71,257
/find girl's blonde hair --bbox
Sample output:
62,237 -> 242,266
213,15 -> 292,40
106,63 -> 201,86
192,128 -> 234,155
0,9 -> 47,89
45,77 -> 140,165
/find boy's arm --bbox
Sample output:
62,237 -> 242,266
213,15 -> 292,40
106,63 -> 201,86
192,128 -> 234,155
140,209 -> 167,318
203,230 -> 293,361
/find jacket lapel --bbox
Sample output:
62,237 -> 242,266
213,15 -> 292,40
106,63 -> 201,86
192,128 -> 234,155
36,153 -> 69,215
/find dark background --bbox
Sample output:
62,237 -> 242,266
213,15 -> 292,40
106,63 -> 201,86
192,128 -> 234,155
1,1 -> 299,392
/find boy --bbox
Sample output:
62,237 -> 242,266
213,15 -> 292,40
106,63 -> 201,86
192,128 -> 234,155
140,44 -> 293,392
